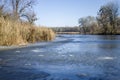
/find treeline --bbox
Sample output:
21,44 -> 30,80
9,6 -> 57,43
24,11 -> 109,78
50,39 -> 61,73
0,0 -> 55,46
53,2 -> 120,35
79,2 -> 120,35
51,26 -> 79,32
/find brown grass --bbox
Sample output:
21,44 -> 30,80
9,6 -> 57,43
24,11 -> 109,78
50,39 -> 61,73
0,18 -> 55,46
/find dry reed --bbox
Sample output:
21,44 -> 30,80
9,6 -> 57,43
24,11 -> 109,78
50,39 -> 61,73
0,18 -> 55,46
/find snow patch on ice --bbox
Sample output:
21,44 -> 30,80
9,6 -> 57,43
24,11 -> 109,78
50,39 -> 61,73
97,56 -> 115,60
31,49 -> 44,53
69,54 -> 74,57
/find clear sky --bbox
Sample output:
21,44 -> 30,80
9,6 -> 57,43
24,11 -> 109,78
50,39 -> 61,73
34,0 -> 120,27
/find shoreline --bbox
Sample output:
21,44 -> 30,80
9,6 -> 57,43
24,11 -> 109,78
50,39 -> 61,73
1,34 -> 120,51
0,45 -> 27,51
0,41 -> 50,51
56,32 -> 120,35
0,42 -> 28,51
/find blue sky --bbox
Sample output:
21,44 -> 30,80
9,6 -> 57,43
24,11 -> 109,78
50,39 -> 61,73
34,0 -> 120,27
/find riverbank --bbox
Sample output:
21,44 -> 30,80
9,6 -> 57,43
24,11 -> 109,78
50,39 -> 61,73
0,45 -> 26,51
0,18 -> 55,46
56,31 -> 120,35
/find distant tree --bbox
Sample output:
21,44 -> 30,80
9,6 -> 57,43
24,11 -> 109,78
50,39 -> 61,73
51,26 -> 80,33
97,2 -> 119,34
116,17 -> 120,33
78,16 -> 96,34
117,17 -> 120,26
78,17 -> 87,34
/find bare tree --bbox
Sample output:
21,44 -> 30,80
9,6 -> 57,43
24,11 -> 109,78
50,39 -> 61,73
0,0 -> 6,17
9,0 -> 35,21
97,2 -> 119,34
0,0 -> 11,19
21,11 -> 37,24
78,16 -> 96,34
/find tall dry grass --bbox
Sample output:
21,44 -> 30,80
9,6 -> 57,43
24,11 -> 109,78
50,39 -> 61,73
0,18 -> 55,46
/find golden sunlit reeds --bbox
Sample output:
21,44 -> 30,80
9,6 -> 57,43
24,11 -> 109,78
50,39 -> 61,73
0,18 -> 55,46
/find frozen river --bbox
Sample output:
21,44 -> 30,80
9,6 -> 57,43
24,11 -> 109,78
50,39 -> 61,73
0,35 -> 120,80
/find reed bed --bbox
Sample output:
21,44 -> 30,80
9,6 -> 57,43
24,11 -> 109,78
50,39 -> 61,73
0,18 -> 55,46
